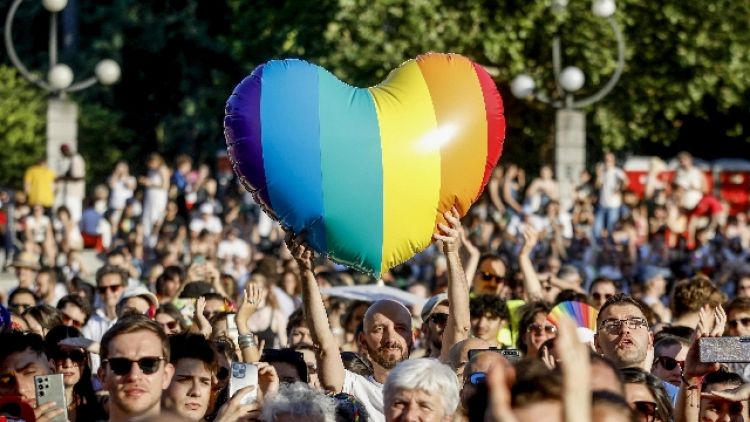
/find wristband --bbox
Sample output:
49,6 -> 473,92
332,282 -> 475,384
238,334 -> 257,349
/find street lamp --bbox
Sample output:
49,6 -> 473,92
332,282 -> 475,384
511,0 -> 625,210
4,0 -> 120,168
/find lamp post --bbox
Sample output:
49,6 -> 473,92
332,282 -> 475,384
511,0 -> 625,210
4,0 -> 120,170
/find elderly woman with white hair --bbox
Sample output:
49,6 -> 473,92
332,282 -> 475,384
383,359 -> 460,422
262,382 -> 337,422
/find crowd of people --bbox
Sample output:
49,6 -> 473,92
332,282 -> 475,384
0,146 -> 749,422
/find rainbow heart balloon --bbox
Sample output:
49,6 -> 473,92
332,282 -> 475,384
225,53 -> 505,276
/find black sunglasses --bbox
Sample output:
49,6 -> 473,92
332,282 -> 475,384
158,320 -> 179,330
52,349 -> 87,363
97,285 -> 122,294
728,317 -> 750,329
632,401 -> 657,422
655,356 -> 683,371
480,272 -> 506,284
429,313 -> 449,325
103,357 -> 164,376
9,303 -> 32,312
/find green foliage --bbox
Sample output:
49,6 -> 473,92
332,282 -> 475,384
77,102 -> 134,186
0,66 -> 45,189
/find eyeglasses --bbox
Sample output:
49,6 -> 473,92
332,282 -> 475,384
158,320 -> 179,331
480,272 -> 506,284
429,313 -> 449,326
9,303 -> 32,313
61,313 -> 84,329
728,317 -> 750,329
97,284 -> 122,295
51,349 -> 86,363
592,293 -> 614,301
527,323 -> 557,335
598,317 -> 648,333
468,372 -> 487,385
632,401 -> 657,422
655,356 -> 684,371
103,356 -> 164,376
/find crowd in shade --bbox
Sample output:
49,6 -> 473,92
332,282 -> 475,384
1,147 -> 749,422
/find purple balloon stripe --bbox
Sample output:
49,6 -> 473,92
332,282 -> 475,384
224,64 -> 271,207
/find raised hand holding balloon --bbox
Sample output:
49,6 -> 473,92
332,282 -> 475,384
225,53 -> 505,276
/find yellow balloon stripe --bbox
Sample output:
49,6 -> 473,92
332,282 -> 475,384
370,61 -> 440,275
416,54 -> 487,223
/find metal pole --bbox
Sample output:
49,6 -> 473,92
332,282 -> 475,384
49,12 -> 58,67
4,0 -> 53,91
571,17 -> 626,109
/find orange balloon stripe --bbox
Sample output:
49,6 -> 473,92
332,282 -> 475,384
416,54 -> 488,222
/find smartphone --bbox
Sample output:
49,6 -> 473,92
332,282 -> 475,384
34,374 -> 67,422
229,362 -> 258,405
468,347 -> 522,363
699,337 -> 750,363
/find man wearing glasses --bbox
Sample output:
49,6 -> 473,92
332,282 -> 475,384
83,265 -> 127,344
99,314 -> 174,422
7,287 -> 37,316
594,294 -> 653,371
420,292 -> 449,359
471,254 -> 510,298
650,335 -> 688,387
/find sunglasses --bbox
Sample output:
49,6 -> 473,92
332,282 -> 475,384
9,303 -> 32,312
527,323 -> 557,335
591,293 -> 613,301
103,357 -> 164,376
480,272 -> 506,284
61,313 -> 84,329
52,349 -> 86,363
728,317 -> 750,329
632,401 -> 657,422
655,356 -> 683,371
468,372 -> 487,385
97,284 -> 122,294
429,313 -> 449,326
158,320 -> 179,331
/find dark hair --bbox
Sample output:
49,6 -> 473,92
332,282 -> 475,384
554,290 -> 589,305
23,305 -> 63,332
653,334 -> 689,357
341,301 -> 369,332
516,302 -> 552,354
597,294 -> 648,328
702,370 -> 744,391
331,392 -> 370,422
56,294 -> 93,325
261,348 -> 308,383
286,308 -> 307,340
95,265 -> 128,287
589,277 -> 620,293
100,314 -> 170,361
477,254 -> 509,274
340,352 -> 373,378
69,278 -> 95,308
470,295 -> 509,320
202,292 -> 227,303
658,325 -> 694,339
591,390 -> 636,422
510,359 -> 562,408
8,288 -> 38,311
725,297 -> 750,317
620,368 -> 673,422
0,331 -> 45,364
169,333 -> 218,372
161,265 -> 186,283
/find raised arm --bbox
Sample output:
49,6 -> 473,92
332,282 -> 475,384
434,209 -> 471,362
286,236 -> 345,392
235,285 -> 262,363
519,226 -> 544,302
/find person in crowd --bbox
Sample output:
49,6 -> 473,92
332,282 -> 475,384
261,383 -> 335,422
162,333 -> 216,421
243,273 -> 288,349
286,308 -> 313,348
24,157 -> 56,212
98,314 -> 175,421
24,204 -> 56,265
140,152 -> 171,247
56,143 -> 86,223
9,250 -> 40,290
44,325 -> 106,421
588,277 -> 619,310
638,266 -> 671,323
8,287 -> 37,315
383,359 -> 459,422
621,367 -> 673,422
650,334 -> 689,387
669,275 -> 724,329
594,151 -> 628,238
107,161 -> 137,231
57,293 -> 92,330
22,304 -> 62,337
83,265 -> 127,343
516,302 -> 555,359
420,292 -> 449,358
154,303 -> 187,335
34,267 -> 67,306
469,295 -> 508,348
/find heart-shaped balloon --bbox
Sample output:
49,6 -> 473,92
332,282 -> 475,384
225,53 -> 505,276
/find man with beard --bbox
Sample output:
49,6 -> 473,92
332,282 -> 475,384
289,209 -> 470,422
594,294 -> 653,371
98,314 -> 175,421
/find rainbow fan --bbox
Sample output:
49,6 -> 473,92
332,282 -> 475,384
547,301 -> 598,332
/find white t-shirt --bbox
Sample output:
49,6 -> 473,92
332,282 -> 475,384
189,216 -> 223,234
217,238 -> 250,261
599,167 -> 627,208
109,176 -> 136,210
343,370 -> 385,422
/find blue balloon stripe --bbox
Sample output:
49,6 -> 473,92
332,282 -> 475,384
260,60 -> 327,251
224,65 -> 271,207
317,68 -> 384,273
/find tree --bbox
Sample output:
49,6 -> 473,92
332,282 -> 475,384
0,66 -> 45,189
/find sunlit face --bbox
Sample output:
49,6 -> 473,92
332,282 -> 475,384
9,292 -> 35,315
470,314 -> 503,345
51,352 -> 83,388
424,303 -> 449,352
594,304 -> 653,369
289,326 -> 313,348
737,278 -> 750,299
100,330 -> 174,420
164,358 -> 212,421
727,309 -> 750,337
202,298 -> 225,321
590,282 -> 617,310
155,313 -> 182,335
60,303 -> 86,329
98,273 -> 125,307
361,303 -> 413,371
523,313 -> 557,357
472,259 -> 509,298
0,349 -> 54,407
386,388 -> 446,422
624,382 -> 661,422
700,382 -> 748,422
651,343 -> 687,386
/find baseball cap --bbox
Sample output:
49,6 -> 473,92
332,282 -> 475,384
420,293 -> 449,321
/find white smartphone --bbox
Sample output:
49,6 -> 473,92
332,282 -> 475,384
226,313 -> 239,344
35,374 -> 67,422
229,361 -> 258,405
